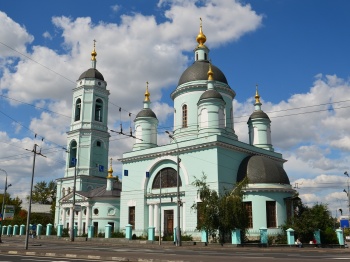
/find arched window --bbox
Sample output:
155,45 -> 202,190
152,168 -> 182,189
69,140 -> 77,168
182,104 -> 188,128
95,98 -> 103,122
74,98 -> 81,121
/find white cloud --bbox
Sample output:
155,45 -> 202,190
42,31 -> 52,40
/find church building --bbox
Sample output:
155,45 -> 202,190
119,23 -> 295,239
54,21 -> 295,240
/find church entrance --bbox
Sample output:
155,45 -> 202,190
164,210 -> 174,236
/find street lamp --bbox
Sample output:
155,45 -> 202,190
344,171 -> 350,219
165,131 -> 181,246
0,169 -> 11,244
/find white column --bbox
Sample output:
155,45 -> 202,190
69,206 -> 74,231
154,204 -> 159,234
77,209 -> 82,235
85,205 -> 90,232
62,208 -> 66,227
148,204 -> 154,227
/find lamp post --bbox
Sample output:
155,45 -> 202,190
0,169 -> 11,244
344,171 -> 350,220
165,131 -> 181,246
70,157 -> 77,242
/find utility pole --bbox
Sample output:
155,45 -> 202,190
0,169 -> 11,244
344,172 -> 350,219
165,131 -> 181,246
25,143 -> 46,250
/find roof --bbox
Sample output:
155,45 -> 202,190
78,68 -> 104,81
249,110 -> 270,120
135,108 -> 157,119
178,60 -> 228,86
77,181 -> 121,198
237,155 -> 290,184
199,89 -> 224,101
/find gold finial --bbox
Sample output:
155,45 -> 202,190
255,84 -> 261,103
107,157 -> 113,178
144,81 -> 150,102
91,39 -> 97,61
208,62 -> 214,81
196,17 -> 207,47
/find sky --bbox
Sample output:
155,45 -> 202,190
0,0 -> 350,218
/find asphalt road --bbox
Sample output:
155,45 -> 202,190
1,237 -> 350,262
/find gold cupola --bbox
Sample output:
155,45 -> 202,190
144,81 -> 150,102
107,158 -> 113,178
255,84 -> 261,104
208,63 -> 214,81
91,39 -> 97,61
196,18 -> 207,47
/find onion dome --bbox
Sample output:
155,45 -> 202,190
237,155 -> 290,184
199,89 -> 224,101
78,68 -> 104,81
198,63 -> 224,102
249,85 -> 269,120
178,61 -> 227,86
78,40 -> 104,81
135,82 -> 157,119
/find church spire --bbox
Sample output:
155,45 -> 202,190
143,81 -> 151,109
144,81 -> 150,102
196,17 -> 207,47
91,39 -> 97,69
107,158 -> 113,178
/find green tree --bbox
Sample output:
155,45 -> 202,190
283,201 -> 337,244
192,174 -> 248,244
26,180 -> 56,204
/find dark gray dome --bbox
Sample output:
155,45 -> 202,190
78,68 -> 104,81
178,60 -> 228,86
249,110 -> 270,120
135,108 -> 157,119
199,89 -> 224,101
237,155 -> 290,184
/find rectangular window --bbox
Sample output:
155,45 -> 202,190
244,202 -> 253,228
285,198 -> 292,221
266,201 -> 276,228
129,206 -> 135,229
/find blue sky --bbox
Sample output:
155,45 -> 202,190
0,0 -> 350,217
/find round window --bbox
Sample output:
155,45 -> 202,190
94,208 -> 99,215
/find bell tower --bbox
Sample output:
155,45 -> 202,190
66,41 -> 110,179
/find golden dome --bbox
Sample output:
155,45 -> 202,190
107,158 -> 114,178
196,18 -> 207,47
91,39 -> 97,61
207,63 -> 214,81
144,81 -> 150,102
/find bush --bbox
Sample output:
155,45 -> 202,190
111,231 -> 125,238
181,234 -> 193,241
321,227 -> 338,244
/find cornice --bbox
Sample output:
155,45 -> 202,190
120,140 -> 286,163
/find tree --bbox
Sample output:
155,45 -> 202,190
26,180 -> 56,204
191,174 -> 248,244
282,200 -> 338,244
